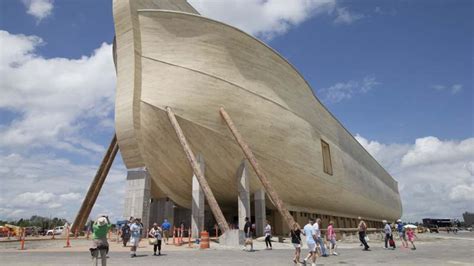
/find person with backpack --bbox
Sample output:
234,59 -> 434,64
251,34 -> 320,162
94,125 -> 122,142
290,223 -> 302,264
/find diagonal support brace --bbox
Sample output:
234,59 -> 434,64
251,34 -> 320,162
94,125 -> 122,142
72,134 -> 119,233
166,106 -> 230,233
219,107 -> 296,230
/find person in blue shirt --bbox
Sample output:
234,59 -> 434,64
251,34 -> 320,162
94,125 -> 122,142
396,219 -> 408,248
161,219 -> 171,245
302,218 -> 317,265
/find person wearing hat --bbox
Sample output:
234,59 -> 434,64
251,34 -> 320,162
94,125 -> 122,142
396,219 -> 408,248
90,215 -> 112,266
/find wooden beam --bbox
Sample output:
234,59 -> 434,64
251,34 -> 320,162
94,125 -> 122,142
165,107 -> 230,233
219,107 -> 296,230
71,134 -> 119,233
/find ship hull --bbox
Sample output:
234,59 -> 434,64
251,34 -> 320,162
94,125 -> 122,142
113,3 -> 402,222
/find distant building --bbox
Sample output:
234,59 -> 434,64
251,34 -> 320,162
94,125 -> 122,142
463,212 -> 474,226
422,218 -> 453,227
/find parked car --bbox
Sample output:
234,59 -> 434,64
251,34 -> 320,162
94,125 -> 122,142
46,226 -> 64,235
426,224 -> 439,233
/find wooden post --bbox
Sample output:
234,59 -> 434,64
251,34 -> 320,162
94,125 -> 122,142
64,227 -> 71,248
172,226 -> 176,245
72,134 -> 119,234
165,106 -> 230,233
219,107 -> 296,230
188,227 -> 192,248
20,228 -> 25,250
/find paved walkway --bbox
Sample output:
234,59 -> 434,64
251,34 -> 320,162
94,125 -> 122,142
1,232 -> 473,265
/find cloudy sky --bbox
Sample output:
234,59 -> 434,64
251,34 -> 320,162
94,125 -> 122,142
0,0 -> 472,223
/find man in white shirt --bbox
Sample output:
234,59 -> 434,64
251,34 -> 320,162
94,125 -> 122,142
313,218 -> 328,256
383,220 -> 395,249
129,218 -> 143,258
303,218 -> 317,265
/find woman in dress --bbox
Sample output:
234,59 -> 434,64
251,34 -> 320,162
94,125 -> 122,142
406,227 -> 417,250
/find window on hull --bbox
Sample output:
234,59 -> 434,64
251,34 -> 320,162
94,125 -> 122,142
321,139 -> 333,175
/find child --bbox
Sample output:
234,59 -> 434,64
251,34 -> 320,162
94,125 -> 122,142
406,227 -> 417,250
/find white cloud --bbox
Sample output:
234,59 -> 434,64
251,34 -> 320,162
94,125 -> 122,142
0,30 -> 116,155
59,192 -> 81,201
401,137 -> 474,167
451,84 -> 463,94
318,76 -> 380,103
189,0 -> 339,39
373,6 -> 397,16
334,7 -> 364,24
356,135 -> 474,222
15,191 -> 55,205
449,184 -> 474,201
432,84 -> 463,94
22,0 -> 54,22
0,152 -> 126,221
432,85 -> 445,91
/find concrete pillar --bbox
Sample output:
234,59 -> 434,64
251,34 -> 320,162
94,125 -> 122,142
191,154 -> 205,238
237,160 -> 250,231
149,197 -> 175,227
254,188 -> 265,237
123,168 -> 151,233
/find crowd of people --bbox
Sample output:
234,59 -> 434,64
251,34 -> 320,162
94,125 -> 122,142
288,217 -> 418,265
88,215 -> 418,266
89,216 -> 174,265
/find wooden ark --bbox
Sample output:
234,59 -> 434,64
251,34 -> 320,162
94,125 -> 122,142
112,0 -> 402,230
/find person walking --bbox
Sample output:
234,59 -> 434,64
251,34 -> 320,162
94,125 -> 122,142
290,223 -> 302,264
396,219 -> 408,248
406,227 -> 417,250
302,218 -> 317,266
148,223 -> 163,256
243,217 -> 254,252
120,222 -> 130,247
327,221 -> 338,256
129,218 -> 143,258
313,218 -> 328,257
90,216 -> 112,266
264,220 -> 272,250
161,219 -> 171,244
383,220 -> 395,249
358,217 -> 370,251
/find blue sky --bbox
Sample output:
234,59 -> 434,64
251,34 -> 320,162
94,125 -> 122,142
0,0 -> 472,223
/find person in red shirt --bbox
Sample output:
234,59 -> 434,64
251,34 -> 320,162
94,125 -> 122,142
327,221 -> 338,256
